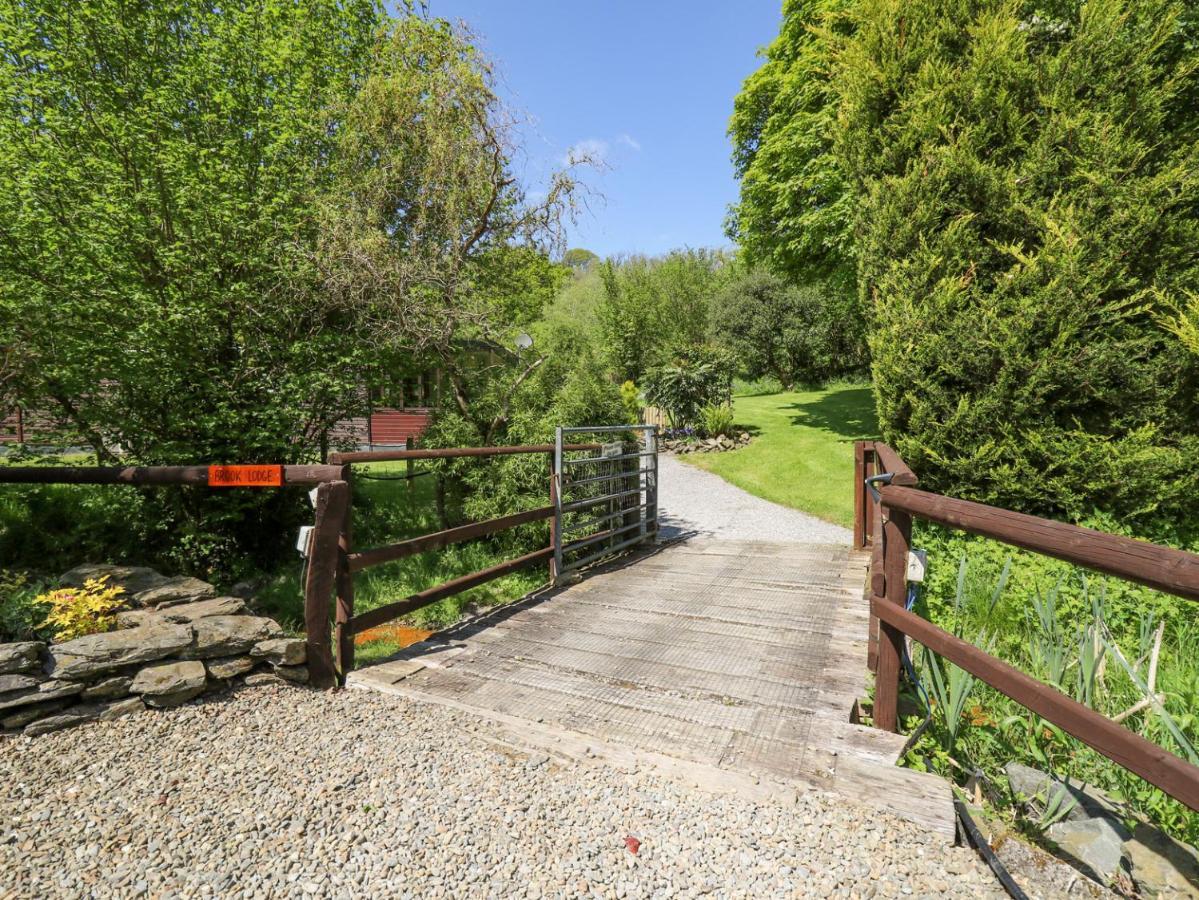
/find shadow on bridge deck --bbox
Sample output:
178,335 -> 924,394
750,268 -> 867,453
347,538 -> 954,840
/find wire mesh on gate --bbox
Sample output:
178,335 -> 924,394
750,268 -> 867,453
553,424 -> 658,580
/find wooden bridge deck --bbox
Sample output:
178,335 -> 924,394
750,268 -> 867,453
347,538 -> 955,839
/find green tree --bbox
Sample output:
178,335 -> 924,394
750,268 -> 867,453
727,0 -> 855,290
738,0 -> 1199,526
711,268 -> 865,388
0,0 -> 383,571
597,249 -> 730,382
314,15 -> 585,446
562,248 -> 600,272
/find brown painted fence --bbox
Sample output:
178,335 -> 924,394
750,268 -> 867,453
853,441 -> 1199,811
0,442 -> 654,691
316,441 -> 642,686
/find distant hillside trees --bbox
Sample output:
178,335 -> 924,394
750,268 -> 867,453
732,0 -> 1199,528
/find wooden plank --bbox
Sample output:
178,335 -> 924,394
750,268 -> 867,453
879,484 -> 1199,602
873,502 -> 910,733
329,444 -> 600,465
348,506 -> 554,572
304,480 -> 350,689
871,442 -> 918,486
347,546 -> 553,635
872,596 -> 1199,811
334,478 -> 355,678
0,463 -> 345,486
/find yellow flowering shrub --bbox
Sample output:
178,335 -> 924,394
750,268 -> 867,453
37,576 -> 126,641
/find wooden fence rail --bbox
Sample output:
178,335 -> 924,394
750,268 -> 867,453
853,441 -> 1199,812
325,441 -> 631,681
0,442 -> 638,690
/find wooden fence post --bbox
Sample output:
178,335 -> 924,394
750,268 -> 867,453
853,441 -> 866,549
405,435 -> 415,494
874,501 -> 911,732
548,452 -> 559,584
334,466 -> 355,680
304,479 -> 350,690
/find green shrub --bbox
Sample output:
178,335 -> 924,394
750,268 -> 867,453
735,0 -> 1199,528
0,570 -> 52,643
698,404 -> 735,439
643,345 -> 734,430
619,380 -> 641,424
849,0 -> 1199,528
909,526 -> 1199,845
711,269 -> 866,387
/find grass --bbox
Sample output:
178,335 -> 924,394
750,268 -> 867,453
905,530 -> 1199,847
252,462 -> 546,667
683,382 -> 878,528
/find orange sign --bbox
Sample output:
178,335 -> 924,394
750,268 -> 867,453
208,465 -> 284,488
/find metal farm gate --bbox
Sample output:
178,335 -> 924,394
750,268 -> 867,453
552,425 -> 658,581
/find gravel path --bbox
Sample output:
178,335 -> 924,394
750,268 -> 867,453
657,455 -> 851,544
0,685 -> 1007,899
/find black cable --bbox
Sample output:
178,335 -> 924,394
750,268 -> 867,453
953,792 -> 1029,900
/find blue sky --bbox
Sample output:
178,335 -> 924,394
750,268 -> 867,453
423,1 -> 783,259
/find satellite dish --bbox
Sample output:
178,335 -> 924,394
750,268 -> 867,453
515,333 -> 534,351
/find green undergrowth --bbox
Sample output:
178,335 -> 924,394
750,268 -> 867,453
253,462 -> 544,665
897,524 -> 1199,847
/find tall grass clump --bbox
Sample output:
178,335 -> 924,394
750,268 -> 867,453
905,526 -> 1199,846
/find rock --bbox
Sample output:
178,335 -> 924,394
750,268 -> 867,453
1005,763 -> 1119,823
181,616 -> 282,659
0,673 -> 41,694
156,596 -> 247,623
114,609 -> 156,629
24,703 -> 104,736
204,656 -> 255,680
1,700 -> 68,730
132,576 -> 216,609
118,596 -> 246,628
251,638 -> 306,667
739,432 -> 750,443
228,579 -> 264,600
1046,817 -> 1130,885
273,664 -> 309,684
1125,822 -> 1199,898
99,696 -> 144,721
0,678 -> 84,711
130,660 -> 206,706
81,675 -> 134,701
0,641 -> 44,675
243,672 -> 285,687
47,624 -> 194,680
59,564 -> 167,597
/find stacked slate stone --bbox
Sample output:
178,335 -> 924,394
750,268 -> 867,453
0,564 -> 309,736
662,432 -> 752,455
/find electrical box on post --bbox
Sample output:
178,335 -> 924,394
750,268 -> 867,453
296,525 -> 314,557
906,549 -> 928,583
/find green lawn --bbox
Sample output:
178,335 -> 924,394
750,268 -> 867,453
683,384 -> 879,528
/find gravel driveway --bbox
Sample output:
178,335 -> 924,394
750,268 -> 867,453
656,455 -> 851,544
1,685 -> 1004,899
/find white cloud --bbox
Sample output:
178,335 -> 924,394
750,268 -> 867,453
617,133 -> 642,152
561,138 -> 609,166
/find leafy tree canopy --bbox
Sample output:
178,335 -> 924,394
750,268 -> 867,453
710,268 -> 866,389
735,0 -> 1199,527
